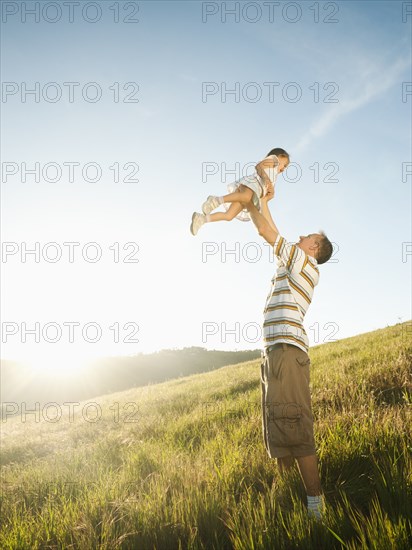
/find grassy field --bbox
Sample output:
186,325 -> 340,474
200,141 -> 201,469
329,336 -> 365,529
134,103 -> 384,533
1,322 -> 411,549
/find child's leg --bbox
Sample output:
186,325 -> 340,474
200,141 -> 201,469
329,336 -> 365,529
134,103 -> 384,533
202,185 -> 254,215
222,185 -> 254,205
207,202 -> 244,222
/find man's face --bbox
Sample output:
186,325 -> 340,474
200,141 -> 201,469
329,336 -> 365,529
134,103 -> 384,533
297,233 -> 322,258
278,157 -> 289,173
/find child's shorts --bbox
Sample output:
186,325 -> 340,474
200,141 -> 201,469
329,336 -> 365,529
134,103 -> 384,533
260,343 -> 317,458
223,175 -> 265,222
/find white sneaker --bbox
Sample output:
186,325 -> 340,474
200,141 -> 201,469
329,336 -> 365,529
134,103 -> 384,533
190,212 -> 205,236
202,195 -> 221,215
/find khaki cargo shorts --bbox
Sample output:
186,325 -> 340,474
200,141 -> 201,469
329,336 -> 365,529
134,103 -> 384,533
260,343 -> 316,458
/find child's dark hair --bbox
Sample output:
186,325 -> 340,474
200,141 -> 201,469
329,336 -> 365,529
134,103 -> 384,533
267,147 -> 290,162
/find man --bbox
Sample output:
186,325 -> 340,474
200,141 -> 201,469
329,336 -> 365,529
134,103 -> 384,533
245,168 -> 333,521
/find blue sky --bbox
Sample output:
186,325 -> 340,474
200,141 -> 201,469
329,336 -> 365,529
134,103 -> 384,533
1,1 -> 411,371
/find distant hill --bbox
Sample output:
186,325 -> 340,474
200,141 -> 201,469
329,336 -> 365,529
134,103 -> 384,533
0,347 -> 260,406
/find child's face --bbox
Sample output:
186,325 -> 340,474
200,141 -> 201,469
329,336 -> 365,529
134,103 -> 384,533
278,157 -> 290,173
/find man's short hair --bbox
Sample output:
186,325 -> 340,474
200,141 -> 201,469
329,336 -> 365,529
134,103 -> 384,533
316,231 -> 333,264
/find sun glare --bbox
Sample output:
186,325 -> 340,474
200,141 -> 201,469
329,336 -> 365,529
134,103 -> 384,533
21,349 -> 93,379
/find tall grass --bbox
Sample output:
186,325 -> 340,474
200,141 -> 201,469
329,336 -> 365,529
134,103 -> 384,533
1,322 -> 411,548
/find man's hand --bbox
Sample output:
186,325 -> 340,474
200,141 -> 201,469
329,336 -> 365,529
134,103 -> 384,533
262,182 -> 275,202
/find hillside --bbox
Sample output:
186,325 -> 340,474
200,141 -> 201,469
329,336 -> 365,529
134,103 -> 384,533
1,322 -> 411,549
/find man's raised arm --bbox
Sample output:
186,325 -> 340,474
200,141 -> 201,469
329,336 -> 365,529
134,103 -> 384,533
255,165 -> 281,235
260,185 -> 281,235
247,201 -> 279,246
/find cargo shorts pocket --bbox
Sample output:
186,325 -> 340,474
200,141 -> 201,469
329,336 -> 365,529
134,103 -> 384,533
296,355 -> 310,367
295,354 -> 311,386
266,401 -> 305,447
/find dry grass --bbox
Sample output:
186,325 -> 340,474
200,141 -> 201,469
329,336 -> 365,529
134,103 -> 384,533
1,322 -> 411,549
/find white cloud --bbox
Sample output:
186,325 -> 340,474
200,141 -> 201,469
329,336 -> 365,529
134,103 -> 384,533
295,55 -> 410,153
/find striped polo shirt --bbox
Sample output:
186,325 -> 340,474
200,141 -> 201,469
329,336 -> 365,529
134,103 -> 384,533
263,234 -> 320,354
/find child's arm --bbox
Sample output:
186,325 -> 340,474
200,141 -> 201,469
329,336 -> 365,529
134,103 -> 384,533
256,155 -> 278,185
255,158 -> 277,191
255,165 -> 272,189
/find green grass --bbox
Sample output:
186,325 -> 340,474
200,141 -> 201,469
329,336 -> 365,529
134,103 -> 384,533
1,322 -> 411,549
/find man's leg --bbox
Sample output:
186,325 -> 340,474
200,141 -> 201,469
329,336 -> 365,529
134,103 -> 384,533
295,454 -> 322,495
277,456 -> 295,475
262,347 -> 324,519
296,454 -> 324,520
277,455 -> 322,492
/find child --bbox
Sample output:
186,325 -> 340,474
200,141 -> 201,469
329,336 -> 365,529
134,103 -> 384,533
190,148 -> 290,236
